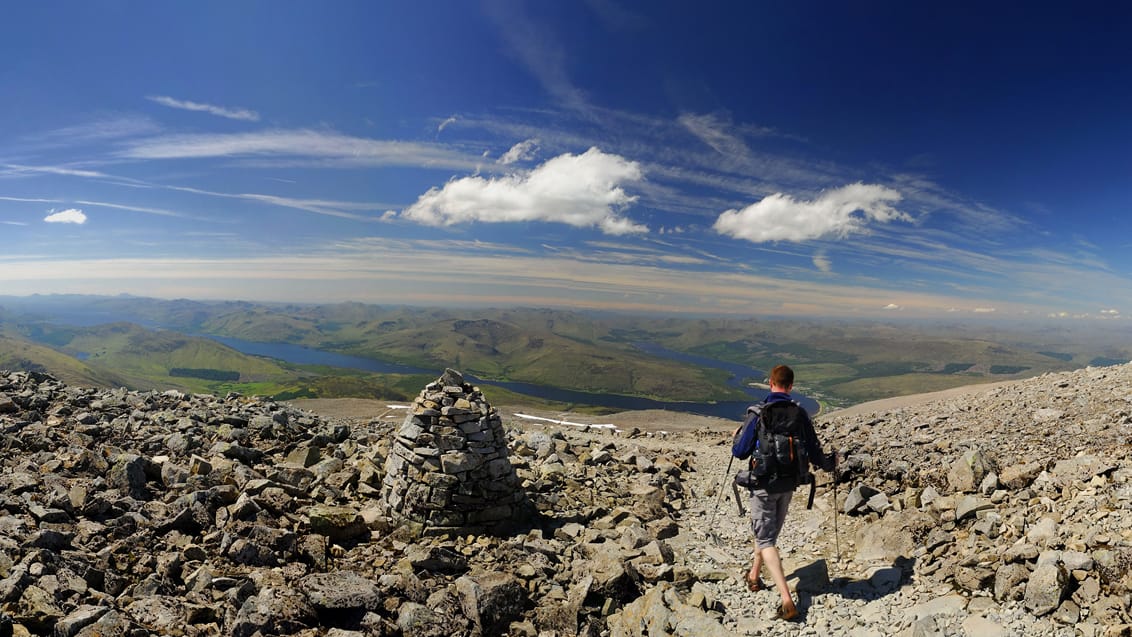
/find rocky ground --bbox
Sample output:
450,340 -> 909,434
0,365 -> 1129,636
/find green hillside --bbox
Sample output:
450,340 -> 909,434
65,323 -> 301,393
328,316 -> 742,402
4,295 -> 1130,409
0,332 -> 124,388
5,322 -> 304,394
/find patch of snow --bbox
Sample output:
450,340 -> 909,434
514,413 -> 619,431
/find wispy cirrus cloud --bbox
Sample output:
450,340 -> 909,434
165,184 -> 390,220
147,95 -> 260,121
75,200 -> 187,218
0,195 -> 63,203
437,115 -> 458,132
119,129 -> 482,171
542,239 -> 712,267
2,164 -> 111,179
0,247 -> 1043,317
889,172 -> 1026,234
401,147 -> 647,235
484,0 -> 592,116
678,113 -> 754,161
16,116 -> 161,152
812,251 -> 833,273
714,183 -> 909,243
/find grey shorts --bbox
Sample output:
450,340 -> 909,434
748,488 -> 793,549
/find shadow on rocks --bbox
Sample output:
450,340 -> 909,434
790,556 -> 915,618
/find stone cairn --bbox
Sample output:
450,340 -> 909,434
381,369 -> 528,535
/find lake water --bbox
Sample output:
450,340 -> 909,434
20,306 -> 815,420
212,336 -> 817,420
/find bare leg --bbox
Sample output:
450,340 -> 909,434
760,546 -> 797,616
747,550 -> 763,587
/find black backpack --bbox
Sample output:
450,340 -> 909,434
748,400 -> 812,489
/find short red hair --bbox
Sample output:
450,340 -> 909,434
769,365 -> 794,389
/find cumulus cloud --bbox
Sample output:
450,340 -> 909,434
883,303 -> 901,310
401,147 -> 646,235
1100,309 -> 1120,316
713,183 -> 908,243
499,139 -> 540,165
147,95 -> 260,121
973,307 -> 997,313
44,208 -> 87,224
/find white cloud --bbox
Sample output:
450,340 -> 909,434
0,196 -> 62,203
75,200 -> 186,218
484,1 -> 591,115
17,116 -> 161,151
147,95 -> 260,121
973,307 -> 997,313
120,129 -> 480,171
165,185 -> 388,220
44,208 -> 87,224
678,113 -> 751,160
883,303 -> 901,310
499,139 -> 540,165
401,147 -> 647,235
1,220 -> 29,226
438,115 -> 458,132
812,251 -> 832,273
2,164 -> 109,179
1100,308 -> 1120,315
713,183 -> 908,243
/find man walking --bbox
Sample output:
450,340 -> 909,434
732,364 -> 833,621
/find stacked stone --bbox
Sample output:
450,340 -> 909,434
382,369 -> 526,535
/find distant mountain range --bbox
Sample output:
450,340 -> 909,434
1,294 -> 1129,411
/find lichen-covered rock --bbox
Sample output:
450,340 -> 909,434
299,571 -> 382,612
308,505 -> 368,541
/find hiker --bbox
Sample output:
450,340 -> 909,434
731,364 -> 834,621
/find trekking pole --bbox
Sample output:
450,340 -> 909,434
730,474 -> 747,516
707,455 -> 734,545
832,452 -> 841,564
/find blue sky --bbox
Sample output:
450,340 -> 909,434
2,2 -> 1131,320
